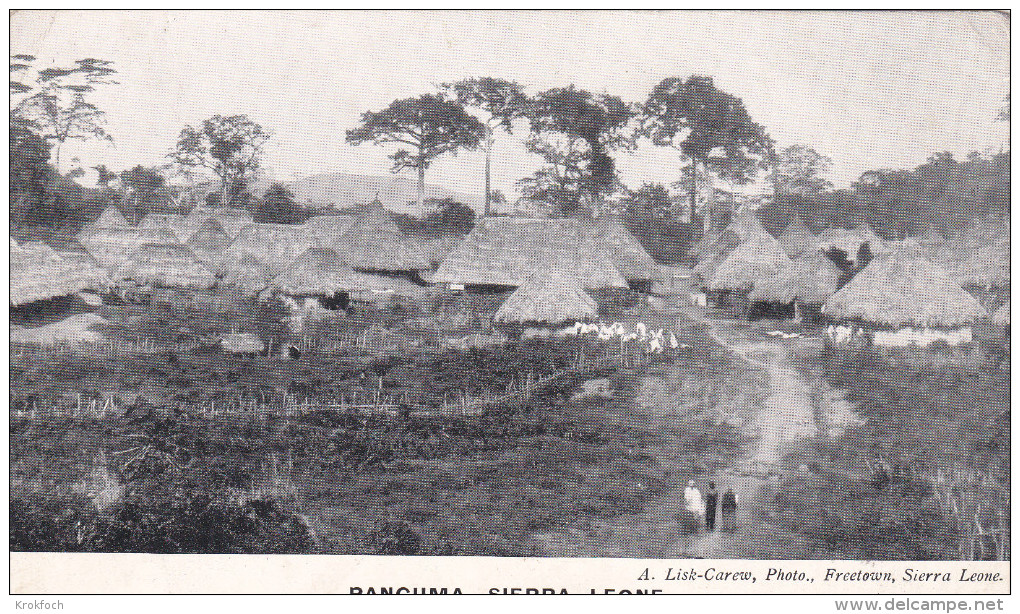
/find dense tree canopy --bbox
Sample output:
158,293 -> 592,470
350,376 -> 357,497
518,86 -> 634,215
447,77 -> 528,215
170,114 -> 269,208
640,76 -> 772,234
346,94 -> 485,211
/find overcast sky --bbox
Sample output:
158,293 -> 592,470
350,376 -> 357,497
10,10 -> 1010,200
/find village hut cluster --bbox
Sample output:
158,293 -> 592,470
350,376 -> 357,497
13,198 -> 675,356
688,211 -> 1009,349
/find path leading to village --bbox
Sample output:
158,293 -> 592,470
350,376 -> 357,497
526,304 -> 823,558
671,309 -> 819,558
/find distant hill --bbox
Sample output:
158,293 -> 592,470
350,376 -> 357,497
286,172 -> 484,216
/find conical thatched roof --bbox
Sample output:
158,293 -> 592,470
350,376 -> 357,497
992,300 -> 1009,325
301,214 -> 358,251
433,217 -> 627,289
272,247 -> 384,296
76,228 -> 181,268
114,243 -> 217,289
777,216 -> 817,258
186,206 -> 254,239
817,224 -> 888,260
87,206 -> 129,230
823,250 -> 988,328
138,213 -> 190,241
935,215 -> 1009,289
591,216 -> 656,281
222,254 -> 275,296
709,231 -> 792,292
11,241 -> 110,306
749,251 -> 841,304
689,210 -> 766,259
337,204 -> 430,272
494,271 -> 598,324
186,218 -> 234,262
221,223 -> 318,276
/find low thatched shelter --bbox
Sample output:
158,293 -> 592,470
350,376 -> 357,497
114,243 -> 217,289
185,218 -> 234,265
823,250 -> 988,347
710,231 -> 791,293
138,213 -> 190,241
493,271 -> 599,327
337,203 -> 430,273
86,206 -> 129,231
273,247 -> 377,300
301,214 -> 358,251
749,251 -> 841,321
76,228 -> 181,269
11,241 -> 110,307
221,223 -> 317,277
777,216 -> 817,258
186,207 -> 255,239
817,224 -> 888,261
433,217 -> 628,291
590,216 -> 656,291
222,254 -> 275,296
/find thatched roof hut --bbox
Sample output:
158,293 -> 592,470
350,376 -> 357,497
709,231 -> 792,292
433,217 -> 628,289
186,207 -> 254,239
301,214 -> 358,251
272,247 -> 384,296
87,206 -> 129,230
138,213 -> 190,241
777,216 -> 817,258
114,243 -> 217,289
817,224 -> 888,260
935,215 -> 1009,289
337,204 -> 430,272
689,210 -> 766,260
222,254 -> 275,296
590,216 -> 656,282
823,251 -> 988,328
221,223 -> 317,276
185,218 -> 234,264
494,271 -> 598,325
76,228 -> 181,268
11,241 -> 110,306
992,300 -> 1009,325
749,251 -> 841,305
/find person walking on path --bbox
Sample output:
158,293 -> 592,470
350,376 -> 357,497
704,481 -> 719,531
720,487 -> 738,532
683,480 -> 704,529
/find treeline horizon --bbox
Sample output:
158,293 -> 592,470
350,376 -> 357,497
10,55 -> 1010,261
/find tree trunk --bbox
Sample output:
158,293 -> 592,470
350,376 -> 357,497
221,174 -> 230,208
700,160 -> 714,237
484,125 -> 493,216
417,159 -> 426,213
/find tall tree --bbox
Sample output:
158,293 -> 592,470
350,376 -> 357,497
12,56 -> 117,171
120,165 -> 168,223
346,94 -> 485,211
519,85 -> 633,216
640,76 -> 771,236
774,144 -> 834,197
446,77 -> 528,215
170,114 -> 269,207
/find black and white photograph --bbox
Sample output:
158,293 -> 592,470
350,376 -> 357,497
8,9 -> 1011,595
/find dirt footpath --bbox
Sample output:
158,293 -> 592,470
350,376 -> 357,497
673,309 -> 819,558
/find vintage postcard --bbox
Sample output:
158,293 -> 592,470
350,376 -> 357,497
8,9 -> 1011,600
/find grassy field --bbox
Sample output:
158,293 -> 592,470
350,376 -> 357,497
11,289 -> 759,555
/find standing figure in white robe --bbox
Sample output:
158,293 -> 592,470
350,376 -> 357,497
683,480 -> 705,524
